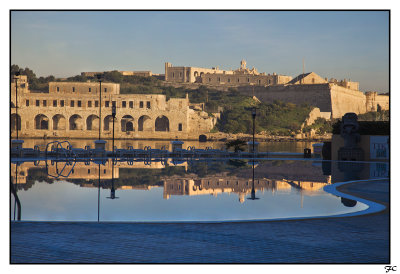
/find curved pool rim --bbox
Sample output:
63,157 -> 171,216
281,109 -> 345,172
12,178 -> 388,224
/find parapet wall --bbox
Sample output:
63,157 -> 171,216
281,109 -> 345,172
238,83 -> 383,119
237,84 -> 333,113
329,84 -> 367,118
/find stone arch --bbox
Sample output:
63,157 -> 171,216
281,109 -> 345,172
194,71 -> 199,78
35,114 -> 49,130
86,115 -> 100,131
52,114 -> 66,130
69,114 -> 83,130
155,115 -> 170,132
11,113 -> 21,131
121,115 -> 134,132
104,115 -> 114,131
138,115 -> 152,131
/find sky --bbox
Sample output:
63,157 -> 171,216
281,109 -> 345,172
11,11 -> 389,92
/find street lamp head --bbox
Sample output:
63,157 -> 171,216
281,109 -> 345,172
252,107 -> 256,118
112,105 -> 116,117
15,71 -> 20,77
96,74 -> 103,81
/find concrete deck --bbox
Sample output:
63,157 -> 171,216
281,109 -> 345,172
10,179 -> 389,263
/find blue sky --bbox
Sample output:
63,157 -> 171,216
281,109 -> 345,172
11,11 -> 389,92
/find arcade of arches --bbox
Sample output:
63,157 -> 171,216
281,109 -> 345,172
18,114 -> 176,133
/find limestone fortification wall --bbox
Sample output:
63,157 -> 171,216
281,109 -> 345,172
238,83 -> 387,119
238,84 -> 333,113
329,84 -> 366,118
365,92 -> 389,111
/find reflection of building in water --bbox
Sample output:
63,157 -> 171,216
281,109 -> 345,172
11,165 -> 28,184
12,158 -> 187,185
47,161 -> 119,180
162,175 -> 331,203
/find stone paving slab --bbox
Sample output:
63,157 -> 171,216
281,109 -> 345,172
10,180 -> 389,264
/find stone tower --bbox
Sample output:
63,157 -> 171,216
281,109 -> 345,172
240,59 -> 247,70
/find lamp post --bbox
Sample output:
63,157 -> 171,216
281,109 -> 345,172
112,105 -> 116,156
13,72 -> 20,139
96,74 -> 103,140
252,107 -> 256,156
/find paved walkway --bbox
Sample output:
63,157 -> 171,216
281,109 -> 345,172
11,180 -> 389,263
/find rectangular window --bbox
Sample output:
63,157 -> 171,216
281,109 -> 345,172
57,87 -> 59,92
43,100 -> 47,107
71,100 -> 75,107
104,88 -> 107,93
60,100 -> 64,107
146,101 -> 151,109
72,87 -> 75,92
122,101 -> 126,108
129,101 -> 133,108
78,101 -> 81,107
89,88 -> 91,92
88,169 -> 90,174
112,101 -> 116,107
105,101 -> 110,107
247,78 -> 250,82
178,123 -> 182,131
53,100 -> 57,107
88,101 -> 92,107
26,100 -> 29,107
95,101 -> 99,107
140,101 -> 144,108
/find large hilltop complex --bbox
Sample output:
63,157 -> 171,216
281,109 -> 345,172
11,60 -> 389,140
164,60 -> 389,118
10,75 -> 217,140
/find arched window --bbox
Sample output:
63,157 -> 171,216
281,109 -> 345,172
69,114 -> 83,130
155,116 -> 170,132
35,114 -> 49,130
52,114 -> 66,130
138,115 -> 152,131
121,115 -> 134,132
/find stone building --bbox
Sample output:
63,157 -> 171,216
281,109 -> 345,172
165,60 -> 292,86
237,72 -> 389,119
10,78 -> 217,140
81,70 -> 153,77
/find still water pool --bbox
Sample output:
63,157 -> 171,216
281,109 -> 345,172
11,159 -> 387,222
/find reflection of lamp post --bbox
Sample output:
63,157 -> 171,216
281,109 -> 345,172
107,159 -> 119,200
97,163 -> 101,222
96,74 -> 103,140
247,160 -> 259,200
13,72 -> 20,139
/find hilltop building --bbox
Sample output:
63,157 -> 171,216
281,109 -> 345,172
81,70 -> 154,77
10,76 -> 216,139
165,60 -> 292,86
237,72 -> 389,119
